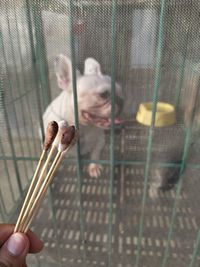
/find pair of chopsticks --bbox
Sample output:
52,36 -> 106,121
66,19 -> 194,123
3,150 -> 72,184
14,121 -> 78,234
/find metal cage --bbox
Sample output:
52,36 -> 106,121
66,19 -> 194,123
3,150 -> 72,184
1,0 -> 200,266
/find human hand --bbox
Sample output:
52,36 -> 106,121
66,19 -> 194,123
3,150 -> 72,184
0,224 -> 43,267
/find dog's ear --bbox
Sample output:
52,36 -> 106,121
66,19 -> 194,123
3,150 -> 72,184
84,58 -> 102,76
54,54 -> 72,90
54,54 -> 73,91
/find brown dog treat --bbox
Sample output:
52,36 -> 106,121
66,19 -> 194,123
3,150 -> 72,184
44,121 -> 59,150
59,125 -> 76,152
53,120 -> 68,147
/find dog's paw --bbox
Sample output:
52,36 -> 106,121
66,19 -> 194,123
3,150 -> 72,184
88,163 -> 103,178
149,186 -> 159,199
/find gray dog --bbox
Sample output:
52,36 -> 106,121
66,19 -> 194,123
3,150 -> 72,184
43,54 -> 123,177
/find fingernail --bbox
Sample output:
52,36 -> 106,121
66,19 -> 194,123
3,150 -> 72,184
6,233 -> 26,256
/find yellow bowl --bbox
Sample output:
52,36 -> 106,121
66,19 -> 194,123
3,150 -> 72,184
136,102 -> 176,127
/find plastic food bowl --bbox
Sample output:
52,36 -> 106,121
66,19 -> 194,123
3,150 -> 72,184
136,102 -> 176,127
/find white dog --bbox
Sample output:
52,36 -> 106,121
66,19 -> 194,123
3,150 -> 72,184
43,54 -> 123,177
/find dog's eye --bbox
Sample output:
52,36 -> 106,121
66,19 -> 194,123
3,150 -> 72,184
100,91 -> 110,99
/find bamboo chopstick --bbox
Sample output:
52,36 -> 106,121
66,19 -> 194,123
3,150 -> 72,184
14,121 -> 58,233
23,151 -> 62,233
14,121 -> 77,234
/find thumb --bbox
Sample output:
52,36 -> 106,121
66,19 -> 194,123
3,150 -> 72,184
0,233 -> 30,267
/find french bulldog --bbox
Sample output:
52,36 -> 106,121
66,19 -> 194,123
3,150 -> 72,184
43,54 -> 123,177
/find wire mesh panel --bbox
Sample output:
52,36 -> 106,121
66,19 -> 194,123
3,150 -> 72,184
0,0 -> 200,267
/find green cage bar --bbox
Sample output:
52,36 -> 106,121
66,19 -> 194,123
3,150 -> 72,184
135,0 -> 167,266
0,69 -> 8,220
69,0 -> 86,259
25,0 -> 45,140
32,1 -> 51,108
108,0 -> 118,266
13,1 -> 37,168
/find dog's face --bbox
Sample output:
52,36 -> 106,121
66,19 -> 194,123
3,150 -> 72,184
54,54 -> 123,128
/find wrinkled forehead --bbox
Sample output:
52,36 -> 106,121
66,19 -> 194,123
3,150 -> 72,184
77,75 -> 112,94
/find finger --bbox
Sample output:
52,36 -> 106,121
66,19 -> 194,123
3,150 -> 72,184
0,224 -> 14,247
0,224 -> 43,254
26,229 -> 44,253
0,233 -> 29,267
